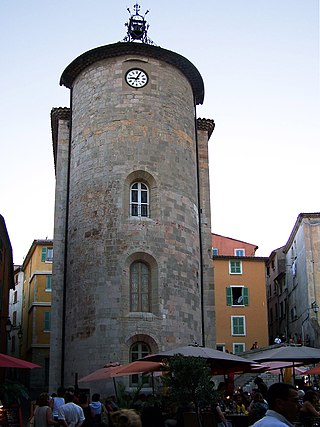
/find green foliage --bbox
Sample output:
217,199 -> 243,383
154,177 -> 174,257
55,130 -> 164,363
0,382 -> 29,406
115,378 -> 149,409
162,355 -> 217,410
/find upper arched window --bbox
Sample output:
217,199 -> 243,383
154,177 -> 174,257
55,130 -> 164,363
130,182 -> 149,217
130,261 -> 150,312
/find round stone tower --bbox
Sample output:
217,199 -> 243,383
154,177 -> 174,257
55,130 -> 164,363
50,10 -> 214,391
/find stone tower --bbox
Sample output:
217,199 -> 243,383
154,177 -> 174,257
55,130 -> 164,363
49,6 -> 215,391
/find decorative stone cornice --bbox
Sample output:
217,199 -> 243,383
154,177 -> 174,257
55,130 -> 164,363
60,42 -> 205,105
197,118 -> 215,139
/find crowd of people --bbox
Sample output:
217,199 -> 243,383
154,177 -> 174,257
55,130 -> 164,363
29,379 -> 320,427
30,387 -> 140,427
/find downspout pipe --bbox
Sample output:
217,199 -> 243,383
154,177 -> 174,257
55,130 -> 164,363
194,102 -> 205,347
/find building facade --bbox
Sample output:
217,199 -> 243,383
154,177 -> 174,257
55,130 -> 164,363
49,14 -> 214,391
20,239 -> 53,397
8,265 -> 24,358
212,234 -> 269,353
267,213 -> 320,347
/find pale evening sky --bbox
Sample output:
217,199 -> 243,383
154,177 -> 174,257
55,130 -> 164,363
0,0 -> 319,264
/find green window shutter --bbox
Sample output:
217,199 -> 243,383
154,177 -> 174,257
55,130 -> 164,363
243,287 -> 249,306
41,247 -> 47,262
226,287 -> 232,306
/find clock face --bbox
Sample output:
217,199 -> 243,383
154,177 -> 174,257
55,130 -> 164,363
125,68 -> 149,88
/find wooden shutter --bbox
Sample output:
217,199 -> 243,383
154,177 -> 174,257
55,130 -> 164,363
243,287 -> 249,306
226,287 -> 232,306
41,247 -> 47,261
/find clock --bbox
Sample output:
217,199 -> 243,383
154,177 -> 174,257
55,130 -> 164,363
125,68 -> 149,88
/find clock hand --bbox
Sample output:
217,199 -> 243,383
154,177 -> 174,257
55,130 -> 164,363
135,72 -> 142,80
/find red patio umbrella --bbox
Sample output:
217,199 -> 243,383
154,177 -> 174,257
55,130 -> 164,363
304,365 -> 320,375
0,353 -> 41,369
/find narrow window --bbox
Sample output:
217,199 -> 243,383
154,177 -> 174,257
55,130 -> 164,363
229,260 -> 242,274
46,275 -> 52,291
130,262 -> 150,312
231,316 -> 246,336
130,182 -> 149,217
212,248 -> 219,256
44,312 -> 51,331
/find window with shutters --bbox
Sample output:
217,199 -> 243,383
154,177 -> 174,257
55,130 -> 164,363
226,286 -> 249,306
231,316 -> 246,336
229,260 -> 242,274
130,182 -> 149,217
41,247 -> 53,262
130,261 -> 151,312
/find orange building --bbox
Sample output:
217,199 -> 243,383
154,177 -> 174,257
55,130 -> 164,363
212,234 -> 268,353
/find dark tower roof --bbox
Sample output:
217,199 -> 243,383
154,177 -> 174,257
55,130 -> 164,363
60,42 -> 205,105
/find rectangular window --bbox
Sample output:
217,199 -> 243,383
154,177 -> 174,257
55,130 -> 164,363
234,249 -> 245,257
231,316 -> 246,336
233,343 -> 245,354
44,312 -> 51,331
226,286 -> 249,306
45,275 -> 52,291
212,248 -> 219,256
229,260 -> 242,274
13,290 -> 17,304
41,247 -> 53,262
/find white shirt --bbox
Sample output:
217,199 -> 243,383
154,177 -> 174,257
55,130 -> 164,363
58,402 -> 85,426
252,410 -> 295,427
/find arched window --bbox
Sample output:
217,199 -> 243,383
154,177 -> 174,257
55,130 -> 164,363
130,342 -> 151,386
130,182 -> 149,217
130,262 -> 150,312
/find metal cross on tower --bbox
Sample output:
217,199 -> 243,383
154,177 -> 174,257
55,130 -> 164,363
123,3 -> 155,45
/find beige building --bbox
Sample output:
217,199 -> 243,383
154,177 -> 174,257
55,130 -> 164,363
50,9 -> 214,392
20,239 -> 53,397
267,213 -> 320,347
212,234 -> 269,353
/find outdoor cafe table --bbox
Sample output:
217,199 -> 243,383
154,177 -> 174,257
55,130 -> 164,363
226,413 -> 250,427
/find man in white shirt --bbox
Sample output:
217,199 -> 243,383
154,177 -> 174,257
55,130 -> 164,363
58,391 -> 85,427
252,382 -> 302,426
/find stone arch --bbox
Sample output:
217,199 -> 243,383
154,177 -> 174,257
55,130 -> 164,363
125,333 -> 159,355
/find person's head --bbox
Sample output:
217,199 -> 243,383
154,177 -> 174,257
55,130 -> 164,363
111,409 -> 141,427
38,392 -> 50,407
79,394 -> 89,405
254,377 -> 264,385
64,391 -> 74,403
57,386 -> 65,397
92,393 -> 101,402
303,390 -> 319,405
253,392 -> 264,403
266,383 -> 301,422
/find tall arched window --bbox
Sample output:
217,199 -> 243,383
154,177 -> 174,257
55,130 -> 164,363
130,262 -> 150,312
130,182 -> 149,217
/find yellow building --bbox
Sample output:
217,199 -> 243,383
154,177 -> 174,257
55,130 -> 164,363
212,234 -> 269,354
21,239 -> 53,396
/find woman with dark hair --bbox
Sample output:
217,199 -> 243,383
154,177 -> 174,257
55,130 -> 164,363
79,394 -> 94,427
248,392 -> 268,424
34,393 -> 59,427
299,390 -> 320,426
